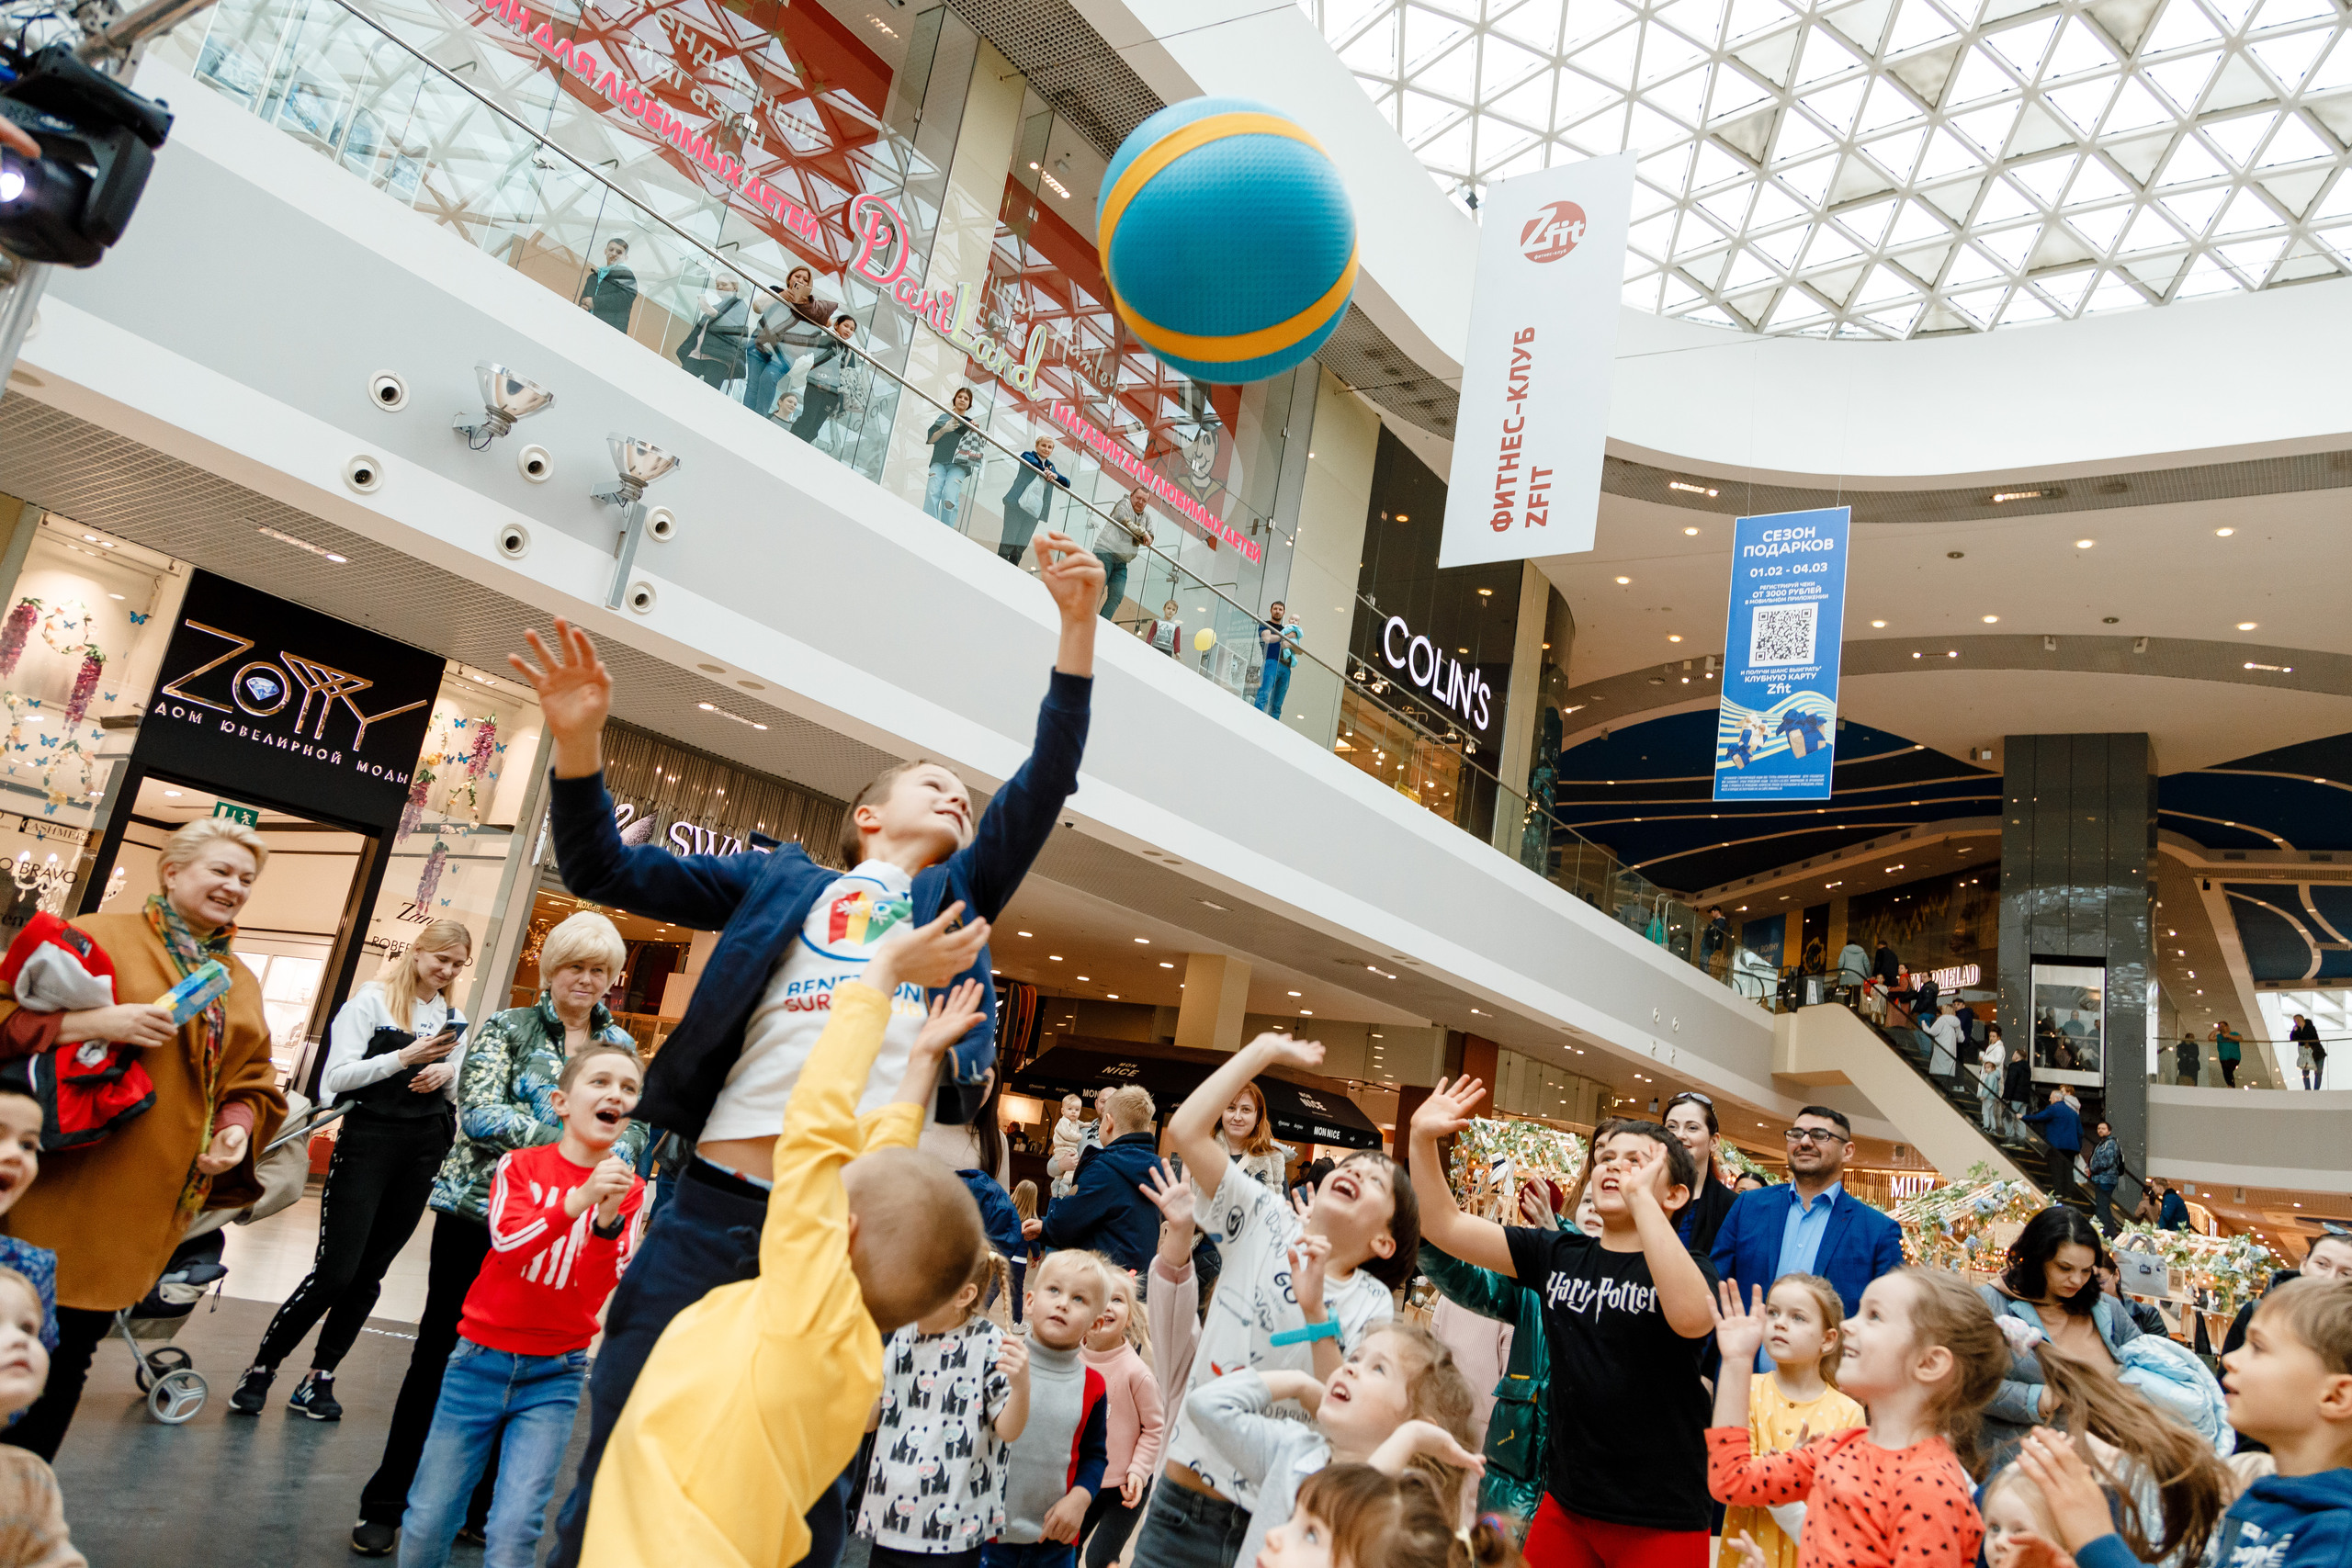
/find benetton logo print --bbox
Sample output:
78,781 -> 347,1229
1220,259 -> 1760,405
162,620 -> 428,755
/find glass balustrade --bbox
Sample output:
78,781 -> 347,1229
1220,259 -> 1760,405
150,0 -> 1763,1008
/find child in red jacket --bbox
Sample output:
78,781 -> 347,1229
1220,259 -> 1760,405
399,1043 -> 648,1568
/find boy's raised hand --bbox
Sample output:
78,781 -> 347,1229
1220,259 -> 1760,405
1711,1279 -> 1770,1360
867,902 -> 989,995
1032,532 -> 1105,619
1410,1076 -> 1487,1142
1367,1418 -> 1487,1479
2016,1429 -> 2120,1552
510,621 -> 612,777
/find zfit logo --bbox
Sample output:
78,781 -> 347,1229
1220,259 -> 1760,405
161,622 -> 426,751
1519,200 -> 1588,264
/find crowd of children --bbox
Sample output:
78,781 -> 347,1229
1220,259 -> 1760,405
0,562 -> 2348,1568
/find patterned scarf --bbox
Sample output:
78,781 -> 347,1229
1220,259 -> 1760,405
146,892 -> 236,1222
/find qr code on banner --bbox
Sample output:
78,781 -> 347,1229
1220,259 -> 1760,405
1748,603 -> 1817,668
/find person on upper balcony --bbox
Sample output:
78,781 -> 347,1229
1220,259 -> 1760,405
2175,1031 -> 2202,1087
578,238 -> 639,334
1254,602 -> 1302,721
1926,1001 -> 1964,1078
510,531 -> 1104,1568
745,265 -> 836,421
2211,1021 -> 2245,1087
1834,938 -> 1870,998
1000,434 -> 1071,568
1710,1106 -> 1904,1337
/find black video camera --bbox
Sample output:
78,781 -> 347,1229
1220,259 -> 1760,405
0,44 -> 174,266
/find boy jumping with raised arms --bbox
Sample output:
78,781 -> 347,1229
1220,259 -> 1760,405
521,531 -> 1104,1568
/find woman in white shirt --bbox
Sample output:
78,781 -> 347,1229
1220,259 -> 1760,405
1978,1032 -> 2008,1135
232,919 -> 471,1420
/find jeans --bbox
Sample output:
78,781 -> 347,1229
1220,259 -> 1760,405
874,1549 -> 979,1568
1126,1478 -> 1250,1568
0,1305 -> 110,1459
550,1159 -> 852,1568
257,1113 -> 450,1372
1081,1480 -> 1151,1568
2092,1179 -> 2119,1235
2047,1148 -> 2079,1203
980,1544 -> 1075,1568
1255,659 -> 1292,718
2220,1058 -> 2237,1087
745,344 -> 793,417
1000,505 -> 1043,566
1099,558 -> 1129,622
925,462 -> 971,525
399,1338 -> 586,1568
360,1212 -> 500,1529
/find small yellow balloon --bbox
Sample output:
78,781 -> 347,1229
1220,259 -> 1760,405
1193,628 -> 1217,652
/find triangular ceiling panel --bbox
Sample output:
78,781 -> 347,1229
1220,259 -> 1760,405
1311,0 -> 2352,338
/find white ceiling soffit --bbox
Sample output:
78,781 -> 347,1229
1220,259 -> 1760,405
1305,0 -> 2352,340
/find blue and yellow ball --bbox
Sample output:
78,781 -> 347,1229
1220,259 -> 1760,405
1098,97 -> 1357,386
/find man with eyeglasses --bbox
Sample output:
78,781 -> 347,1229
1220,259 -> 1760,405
1708,1106 -> 1904,1354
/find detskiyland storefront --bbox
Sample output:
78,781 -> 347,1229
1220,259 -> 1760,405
0,495 -> 848,1089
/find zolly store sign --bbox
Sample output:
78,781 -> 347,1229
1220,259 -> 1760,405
1379,615 -> 1494,734
133,572 -> 446,832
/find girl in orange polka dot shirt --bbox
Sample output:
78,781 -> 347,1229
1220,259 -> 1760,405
1706,1269 -> 2013,1568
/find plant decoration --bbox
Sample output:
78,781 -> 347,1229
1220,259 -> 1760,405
398,764 -> 435,840
1889,1163 -> 2046,1272
40,739 -> 97,807
37,600 -> 92,656
0,600 -> 38,677
466,714 -> 498,780
1718,1141 -> 1774,1185
1447,1116 -> 1588,1218
417,840 -> 449,907
63,646 -> 103,728
2106,1222 -> 2278,1324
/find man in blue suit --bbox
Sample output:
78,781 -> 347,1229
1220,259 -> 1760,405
1711,1106 -> 1905,1338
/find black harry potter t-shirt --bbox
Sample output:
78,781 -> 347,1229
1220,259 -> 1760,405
1504,1225 -> 1719,1531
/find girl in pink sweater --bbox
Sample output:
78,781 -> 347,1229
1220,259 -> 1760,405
1080,1265 -> 1163,1567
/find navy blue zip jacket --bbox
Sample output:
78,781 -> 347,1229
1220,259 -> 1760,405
2077,1466 -> 2352,1568
1039,1131 -> 1162,1278
548,669 -> 1091,1134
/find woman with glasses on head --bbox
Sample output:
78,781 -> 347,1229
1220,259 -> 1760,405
1660,1091 -> 1737,1254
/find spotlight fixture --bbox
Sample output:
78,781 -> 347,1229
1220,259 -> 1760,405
594,435 -> 682,608
453,363 -> 555,447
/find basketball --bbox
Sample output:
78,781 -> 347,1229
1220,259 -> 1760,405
1098,97 -> 1357,385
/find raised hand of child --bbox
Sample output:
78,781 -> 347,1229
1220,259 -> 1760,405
1711,1279 -> 1770,1360
1367,1418 -> 1487,1479
1033,532 -> 1106,620
510,621 -> 612,774
2016,1429 -> 2117,1552
1244,1031 -> 1325,1073
914,981 -> 987,1060
996,1330 -> 1030,1384
1410,1076 -> 1487,1140
1619,1138 -> 1669,1218
1138,1160 -> 1193,1227
1040,1486 -> 1091,1543
1288,1234 -> 1331,1314
867,902 -> 989,994
1996,1533 -> 2075,1568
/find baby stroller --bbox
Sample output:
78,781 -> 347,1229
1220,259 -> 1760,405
113,1092 -> 345,1424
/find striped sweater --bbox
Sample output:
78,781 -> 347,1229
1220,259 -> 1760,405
458,1141 -> 646,1356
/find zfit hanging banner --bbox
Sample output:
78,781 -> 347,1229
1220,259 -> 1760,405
1713,507 -> 1850,803
1438,152 -> 1635,568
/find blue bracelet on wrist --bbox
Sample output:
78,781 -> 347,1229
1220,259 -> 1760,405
1269,1320 -> 1340,1347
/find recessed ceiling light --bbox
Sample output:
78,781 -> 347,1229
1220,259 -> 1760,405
2238,622 -> 2257,631
164,789 -> 182,797
1049,955 -> 1062,962
1668,634 -> 1683,643
1077,976 -> 1090,981
1133,937 -> 1149,944
2075,539 -> 2095,549
1287,990 -> 1302,997
1159,962 -> 1173,968
108,592 -> 125,601
1614,576 -> 1631,584
1981,615 -> 1998,623
2215,527 -> 2234,536
1870,619 -> 1886,627
1107,994 -> 1118,999
1299,1009 -> 1312,1015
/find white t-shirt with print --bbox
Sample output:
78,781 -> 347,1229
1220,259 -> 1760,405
1160,1161 -> 1394,1506
702,862 -> 930,1144
856,1316 -> 1013,1553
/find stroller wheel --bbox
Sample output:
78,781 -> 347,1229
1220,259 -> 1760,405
149,1370 -> 207,1424
146,1346 -> 194,1376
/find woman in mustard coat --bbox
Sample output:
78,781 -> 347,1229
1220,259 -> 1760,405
0,817 -> 286,1457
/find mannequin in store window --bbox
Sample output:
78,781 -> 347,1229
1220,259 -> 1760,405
0,818 -> 287,1461
229,919 -> 473,1424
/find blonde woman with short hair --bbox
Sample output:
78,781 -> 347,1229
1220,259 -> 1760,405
231,919 -> 474,1422
0,816 -> 287,1458
349,909 -> 646,1553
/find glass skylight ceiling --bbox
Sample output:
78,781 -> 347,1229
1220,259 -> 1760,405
1304,0 -> 2352,336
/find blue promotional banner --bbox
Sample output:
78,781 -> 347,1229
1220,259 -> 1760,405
1713,506 -> 1850,802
